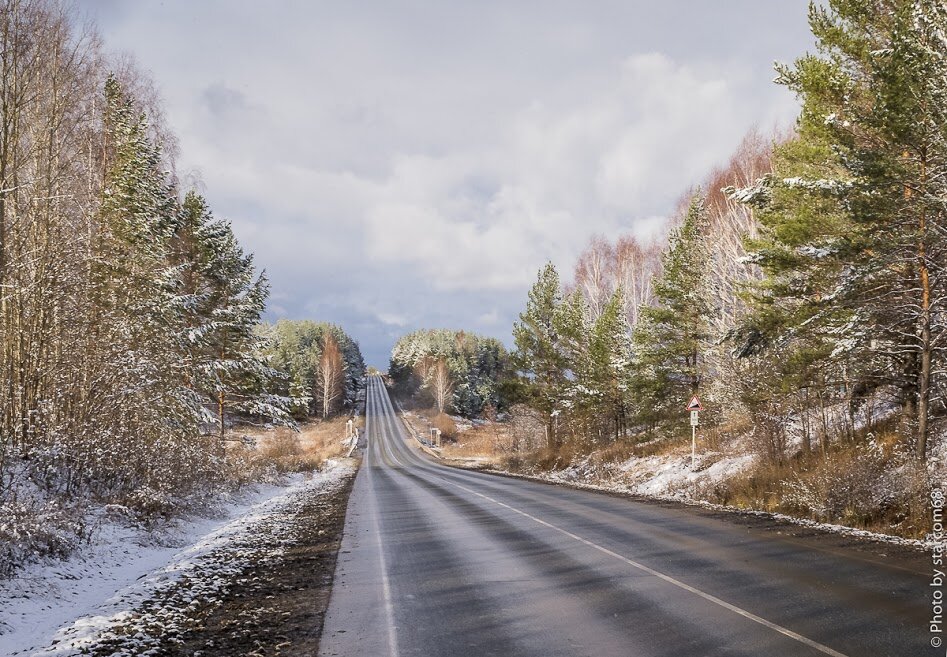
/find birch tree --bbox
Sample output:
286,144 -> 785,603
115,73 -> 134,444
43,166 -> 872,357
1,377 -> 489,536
316,332 -> 346,418
428,357 -> 454,414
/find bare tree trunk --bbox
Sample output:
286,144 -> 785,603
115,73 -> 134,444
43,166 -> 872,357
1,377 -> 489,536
801,387 -> 811,455
431,358 -> 453,414
218,389 -> 226,441
916,152 -> 931,461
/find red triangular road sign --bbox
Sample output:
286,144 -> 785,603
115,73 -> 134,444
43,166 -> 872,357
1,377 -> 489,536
686,395 -> 704,411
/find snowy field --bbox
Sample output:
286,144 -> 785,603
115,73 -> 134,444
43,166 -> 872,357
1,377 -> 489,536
0,461 -> 355,656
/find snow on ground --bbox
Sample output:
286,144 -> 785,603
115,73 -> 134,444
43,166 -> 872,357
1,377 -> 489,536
619,451 -> 756,496
0,460 -> 354,657
534,440 -> 756,499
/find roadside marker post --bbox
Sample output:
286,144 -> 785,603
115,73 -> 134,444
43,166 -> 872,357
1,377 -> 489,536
686,396 -> 703,470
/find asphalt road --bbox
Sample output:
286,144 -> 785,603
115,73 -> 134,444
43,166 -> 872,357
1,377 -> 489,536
318,376 -> 933,657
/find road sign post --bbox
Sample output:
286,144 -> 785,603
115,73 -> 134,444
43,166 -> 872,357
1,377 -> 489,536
693,426 -> 699,468
686,396 -> 703,470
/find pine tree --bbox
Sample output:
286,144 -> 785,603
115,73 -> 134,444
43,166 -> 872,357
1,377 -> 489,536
587,289 -> 632,441
737,0 -> 947,458
202,223 -> 292,435
632,195 -> 713,429
512,263 -> 566,446
171,191 -> 293,433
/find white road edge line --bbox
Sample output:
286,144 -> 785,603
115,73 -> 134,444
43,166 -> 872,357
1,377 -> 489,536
448,480 -> 850,657
368,379 -> 400,657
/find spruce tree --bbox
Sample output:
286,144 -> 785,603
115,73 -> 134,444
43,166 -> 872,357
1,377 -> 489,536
553,290 -> 593,435
93,76 -> 198,494
632,195 -> 713,429
512,263 -> 566,446
587,289 -> 632,441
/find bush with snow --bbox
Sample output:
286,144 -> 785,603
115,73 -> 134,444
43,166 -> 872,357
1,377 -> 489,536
0,499 -> 86,578
781,438 -> 931,532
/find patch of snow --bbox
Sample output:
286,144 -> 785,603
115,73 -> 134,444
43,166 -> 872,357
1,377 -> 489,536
620,452 -> 756,497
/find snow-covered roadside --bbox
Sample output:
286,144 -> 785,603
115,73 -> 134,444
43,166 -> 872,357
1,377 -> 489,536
0,460 -> 355,656
545,447 -> 756,498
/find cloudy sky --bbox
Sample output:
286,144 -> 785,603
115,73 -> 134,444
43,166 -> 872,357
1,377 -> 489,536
81,1 -> 815,367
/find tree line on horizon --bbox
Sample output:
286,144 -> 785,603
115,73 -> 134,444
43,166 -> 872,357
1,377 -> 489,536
389,329 -> 509,419
261,320 -> 366,420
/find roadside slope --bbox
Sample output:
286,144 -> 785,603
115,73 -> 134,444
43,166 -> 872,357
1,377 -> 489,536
1,460 -> 358,657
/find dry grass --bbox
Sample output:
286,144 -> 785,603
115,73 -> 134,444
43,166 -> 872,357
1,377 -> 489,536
500,429 -> 695,474
297,415 -> 363,460
700,433 -> 935,538
229,416 -> 360,476
440,422 -> 509,458
422,407 -> 938,540
431,413 -> 458,441
697,460 -> 786,511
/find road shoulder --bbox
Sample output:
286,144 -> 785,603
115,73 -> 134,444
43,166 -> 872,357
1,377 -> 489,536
15,459 -> 359,657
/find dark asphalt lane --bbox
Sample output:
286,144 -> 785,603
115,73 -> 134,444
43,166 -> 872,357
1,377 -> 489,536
318,376 -> 933,657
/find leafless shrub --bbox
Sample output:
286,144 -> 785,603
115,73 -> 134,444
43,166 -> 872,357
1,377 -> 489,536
781,438 -> 930,533
432,413 -> 458,441
509,404 -> 546,452
0,499 -> 87,577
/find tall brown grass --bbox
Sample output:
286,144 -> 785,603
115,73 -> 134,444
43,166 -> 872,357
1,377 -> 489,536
230,416 -> 357,476
431,413 -> 458,441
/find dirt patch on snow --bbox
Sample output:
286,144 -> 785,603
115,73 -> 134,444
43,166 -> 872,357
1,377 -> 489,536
25,461 -> 358,657
170,468 -> 355,657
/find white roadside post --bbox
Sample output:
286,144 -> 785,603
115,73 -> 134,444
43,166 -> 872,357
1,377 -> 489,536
686,396 -> 703,470
690,411 -> 699,468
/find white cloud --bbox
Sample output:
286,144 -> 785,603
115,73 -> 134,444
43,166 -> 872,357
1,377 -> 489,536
359,52 -> 795,294
478,308 -> 501,326
83,0 -> 813,365
376,312 -> 409,327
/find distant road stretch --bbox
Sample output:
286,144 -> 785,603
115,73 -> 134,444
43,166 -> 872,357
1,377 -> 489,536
318,376 -> 931,657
